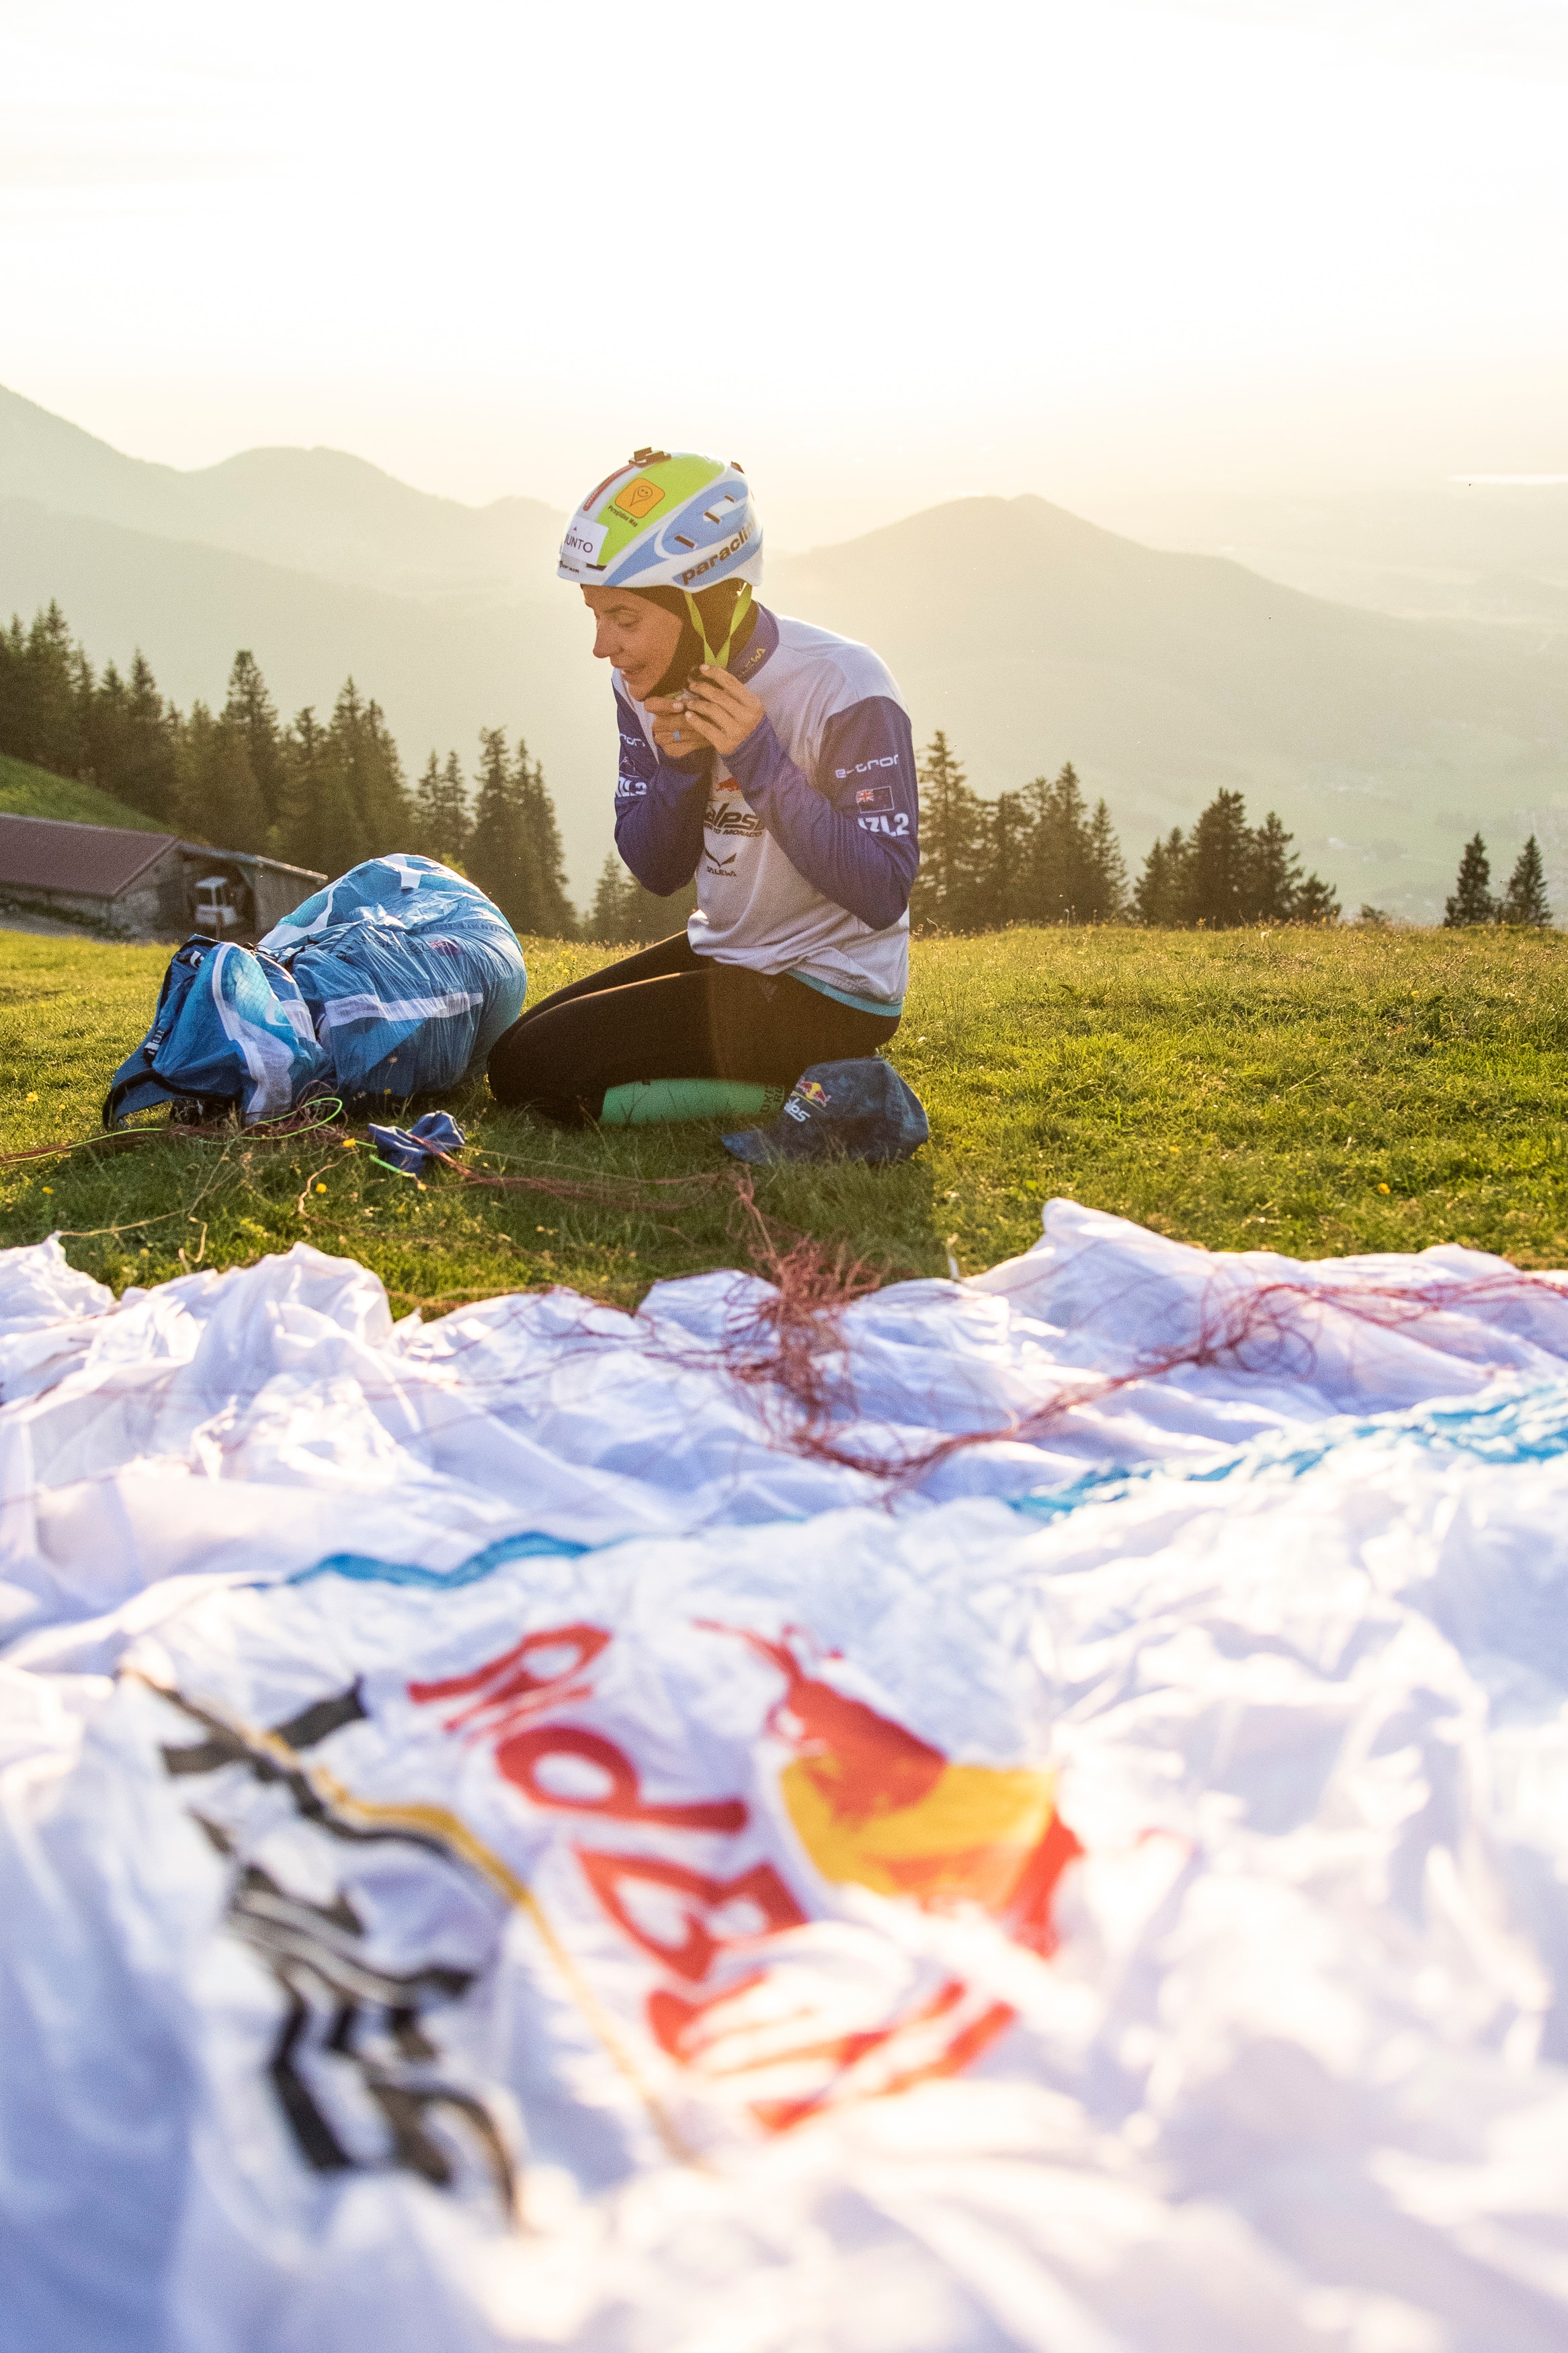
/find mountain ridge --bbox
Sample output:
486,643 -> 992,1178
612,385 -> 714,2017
0,383 -> 561,595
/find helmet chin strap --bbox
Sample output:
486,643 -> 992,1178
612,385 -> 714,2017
684,582 -> 753,672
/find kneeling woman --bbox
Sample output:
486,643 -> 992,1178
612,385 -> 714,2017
486,450 -> 918,1125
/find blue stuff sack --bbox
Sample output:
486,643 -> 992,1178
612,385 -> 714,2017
104,936 -> 328,1127
722,1056 -> 929,1166
261,856 -> 526,1102
368,1111 -> 466,1174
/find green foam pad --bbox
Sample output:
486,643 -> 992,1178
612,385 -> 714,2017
599,1078 -> 781,1127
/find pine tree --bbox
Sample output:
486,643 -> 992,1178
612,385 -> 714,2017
1184,790 -> 1254,926
0,603 -> 84,776
585,853 -> 696,945
274,705 -> 367,875
38,602 -> 85,776
908,731 -> 986,930
1133,828 -> 1192,926
981,790 -> 1028,928
209,725 -> 268,854
0,616 -> 25,764
412,752 -> 441,856
323,679 -> 409,857
1290,873 -> 1342,925
270,708 -> 311,865
222,651 -> 286,832
1500,835 -> 1552,928
1444,834 -> 1495,927
175,701 -> 218,842
177,703 -> 267,852
1133,795 -> 1338,928
1083,797 -> 1128,921
587,854 -> 636,942
360,697 -> 411,850
439,750 -> 473,864
70,637 -> 95,765
114,651 -> 181,824
1018,764 -> 1098,922
1246,811 -> 1304,921
513,738 -> 577,935
81,657 -> 131,799
413,750 -> 472,868
467,727 -> 534,925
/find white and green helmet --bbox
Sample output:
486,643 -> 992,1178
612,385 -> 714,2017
558,448 -> 762,596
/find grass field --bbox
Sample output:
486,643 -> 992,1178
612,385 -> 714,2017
0,752 -> 168,832
3,922 -> 1567,1312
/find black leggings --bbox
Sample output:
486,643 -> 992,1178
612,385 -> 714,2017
486,932 -> 901,1122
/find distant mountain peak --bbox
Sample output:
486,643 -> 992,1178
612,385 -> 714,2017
0,385 -> 563,592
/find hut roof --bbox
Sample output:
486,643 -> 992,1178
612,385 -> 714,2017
0,813 -> 179,899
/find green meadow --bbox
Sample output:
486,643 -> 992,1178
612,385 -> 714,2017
3,922 -> 1567,1311
0,750 -> 169,831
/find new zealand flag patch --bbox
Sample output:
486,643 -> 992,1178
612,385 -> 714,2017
854,784 -> 896,814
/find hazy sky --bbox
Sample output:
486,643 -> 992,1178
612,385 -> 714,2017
4,0 -> 1565,545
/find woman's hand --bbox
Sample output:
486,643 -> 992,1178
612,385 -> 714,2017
671,666 -> 768,759
644,695 -> 704,762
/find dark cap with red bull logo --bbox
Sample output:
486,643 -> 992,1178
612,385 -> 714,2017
722,1057 -> 929,1166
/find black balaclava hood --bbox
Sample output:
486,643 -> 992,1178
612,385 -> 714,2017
638,579 -> 757,700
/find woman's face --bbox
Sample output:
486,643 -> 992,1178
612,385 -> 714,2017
581,588 -> 682,702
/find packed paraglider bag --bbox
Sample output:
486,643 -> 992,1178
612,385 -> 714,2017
104,857 -> 527,1126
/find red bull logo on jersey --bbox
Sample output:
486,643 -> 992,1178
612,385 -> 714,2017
409,1617 -> 1081,2141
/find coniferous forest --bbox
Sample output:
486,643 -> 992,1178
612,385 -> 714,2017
906,733 -> 1341,930
5,599 -> 1545,940
0,602 -> 573,937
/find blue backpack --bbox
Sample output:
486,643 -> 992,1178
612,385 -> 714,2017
104,936 -> 327,1127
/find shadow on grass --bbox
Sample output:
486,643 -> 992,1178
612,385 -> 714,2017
1,1064 -> 948,1311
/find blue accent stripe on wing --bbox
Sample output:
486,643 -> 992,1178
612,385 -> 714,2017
1009,1378 -> 1568,1526
292,1528 -> 589,1589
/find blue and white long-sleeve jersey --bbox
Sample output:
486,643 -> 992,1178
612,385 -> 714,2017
612,604 -> 918,1010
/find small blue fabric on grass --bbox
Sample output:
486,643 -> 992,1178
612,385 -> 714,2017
723,1057 -> 929,1166
368,1109 -> 466,1173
